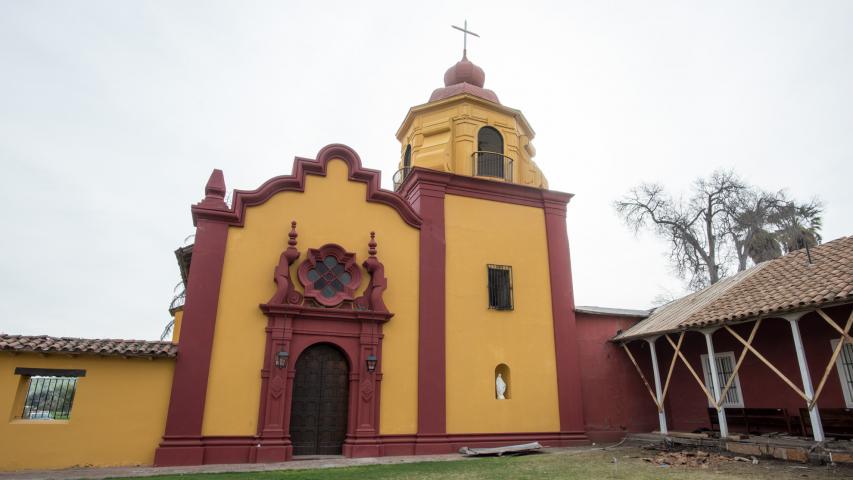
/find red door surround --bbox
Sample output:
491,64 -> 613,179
256,304 -> 390,462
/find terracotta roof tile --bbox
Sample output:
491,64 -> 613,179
0,334 -> 178,358
615,235 -> 853,341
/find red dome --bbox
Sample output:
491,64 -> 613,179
443,54 -> 486,87
429,53 -> 500,104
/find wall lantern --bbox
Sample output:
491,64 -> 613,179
276,351 -> 290,369
366,354 -> 377,373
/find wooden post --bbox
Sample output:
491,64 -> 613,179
646,336 -> 667,434
783,312 -> 824,441
702,328 -> 728,438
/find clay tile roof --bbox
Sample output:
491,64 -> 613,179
0,334 -> 178,358
614,235 -> 853,341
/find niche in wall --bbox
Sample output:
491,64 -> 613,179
495,363 -> 511,400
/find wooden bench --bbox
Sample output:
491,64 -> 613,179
800,408 -> 853,439
708,407 -> 797,435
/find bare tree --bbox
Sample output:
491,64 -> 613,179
615,171 -> 744,290
615,170 -> 823,291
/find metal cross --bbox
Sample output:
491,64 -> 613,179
451,20 -> 480,56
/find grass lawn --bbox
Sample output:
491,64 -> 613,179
125,447 -> 851,480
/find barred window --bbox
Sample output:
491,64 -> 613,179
831,339 -> 853,408
700,352 -> 744,408
14,368 -> 84,420
487,265 -> 513,311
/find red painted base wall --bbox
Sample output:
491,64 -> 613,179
575,312 -> 658,442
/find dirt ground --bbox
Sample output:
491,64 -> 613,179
2,444 -> 852,479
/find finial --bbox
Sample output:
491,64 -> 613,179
204,169 -> 226,199
198,168 -> 228,209
288,221 -> 298,247
451,20 -> 479,59
368,231 -> 377,256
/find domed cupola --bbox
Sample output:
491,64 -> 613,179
396,23 -> 548,190
429,53 -> 500,104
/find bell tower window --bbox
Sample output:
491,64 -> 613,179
475,127 -> 511,181
477,126 -> 503,154
403,144 -> 412,168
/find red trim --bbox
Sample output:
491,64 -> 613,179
154,217 -> 229,466
192,144 -> 422,229
155,431 -> 588,465
402,174 -> 448,437
544,198 -> 587,436
398,168 -> 573,210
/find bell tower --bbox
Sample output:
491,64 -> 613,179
394,50 -> 547,191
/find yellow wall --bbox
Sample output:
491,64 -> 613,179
171,308 -> 183,343
0,353 -> 174,471
444,194 -> 560,433
202,159 -> 420,436
396,95 -> 548,188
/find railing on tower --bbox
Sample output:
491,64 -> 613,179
472,151 -> 513,182
393,167 -> 412,192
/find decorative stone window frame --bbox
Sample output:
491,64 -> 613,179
297,244 -> 363,307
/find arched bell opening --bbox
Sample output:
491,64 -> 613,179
475,126 -> 511,181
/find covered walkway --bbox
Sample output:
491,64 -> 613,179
614,236 -> 853,443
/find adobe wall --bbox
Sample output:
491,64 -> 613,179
575,312 -> 658,442
0,353 -> 174,471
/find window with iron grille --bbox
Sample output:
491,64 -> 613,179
831,339 -> 853,408
700,352 -> 744,408
487,265 -> 513,311
14,368 -> 84,420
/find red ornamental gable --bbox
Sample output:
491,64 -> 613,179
191,144 -> 422,229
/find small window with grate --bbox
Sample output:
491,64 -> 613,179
487,265 -> 513,310
14,368 -> 85,420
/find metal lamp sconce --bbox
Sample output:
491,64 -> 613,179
276,351 -> 289,369
366,354 -> 377,373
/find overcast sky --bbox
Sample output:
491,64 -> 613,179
1,1 -> 851,340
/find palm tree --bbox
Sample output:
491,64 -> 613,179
771,200 -> 823,253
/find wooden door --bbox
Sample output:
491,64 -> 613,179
289,344 -> 349,455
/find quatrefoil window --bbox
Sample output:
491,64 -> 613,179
297,244 -> 362,307
307,256 -> 353,299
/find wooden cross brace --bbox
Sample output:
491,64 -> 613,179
723,324 -> 810,402
661,332 -> 684,403
715,319 -> 762,410
621,343 -> 662,412
810,308 -> 853,409
664,333 -> 717,406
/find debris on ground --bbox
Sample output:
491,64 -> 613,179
640,450 -> 758,468
459,442 -> 542,457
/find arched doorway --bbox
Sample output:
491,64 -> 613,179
289,344 -> 350,455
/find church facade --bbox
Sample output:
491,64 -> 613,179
154,53 -> 589,465
0,54 -> 654,471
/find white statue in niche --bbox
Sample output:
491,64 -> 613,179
495,373 -> 507,400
